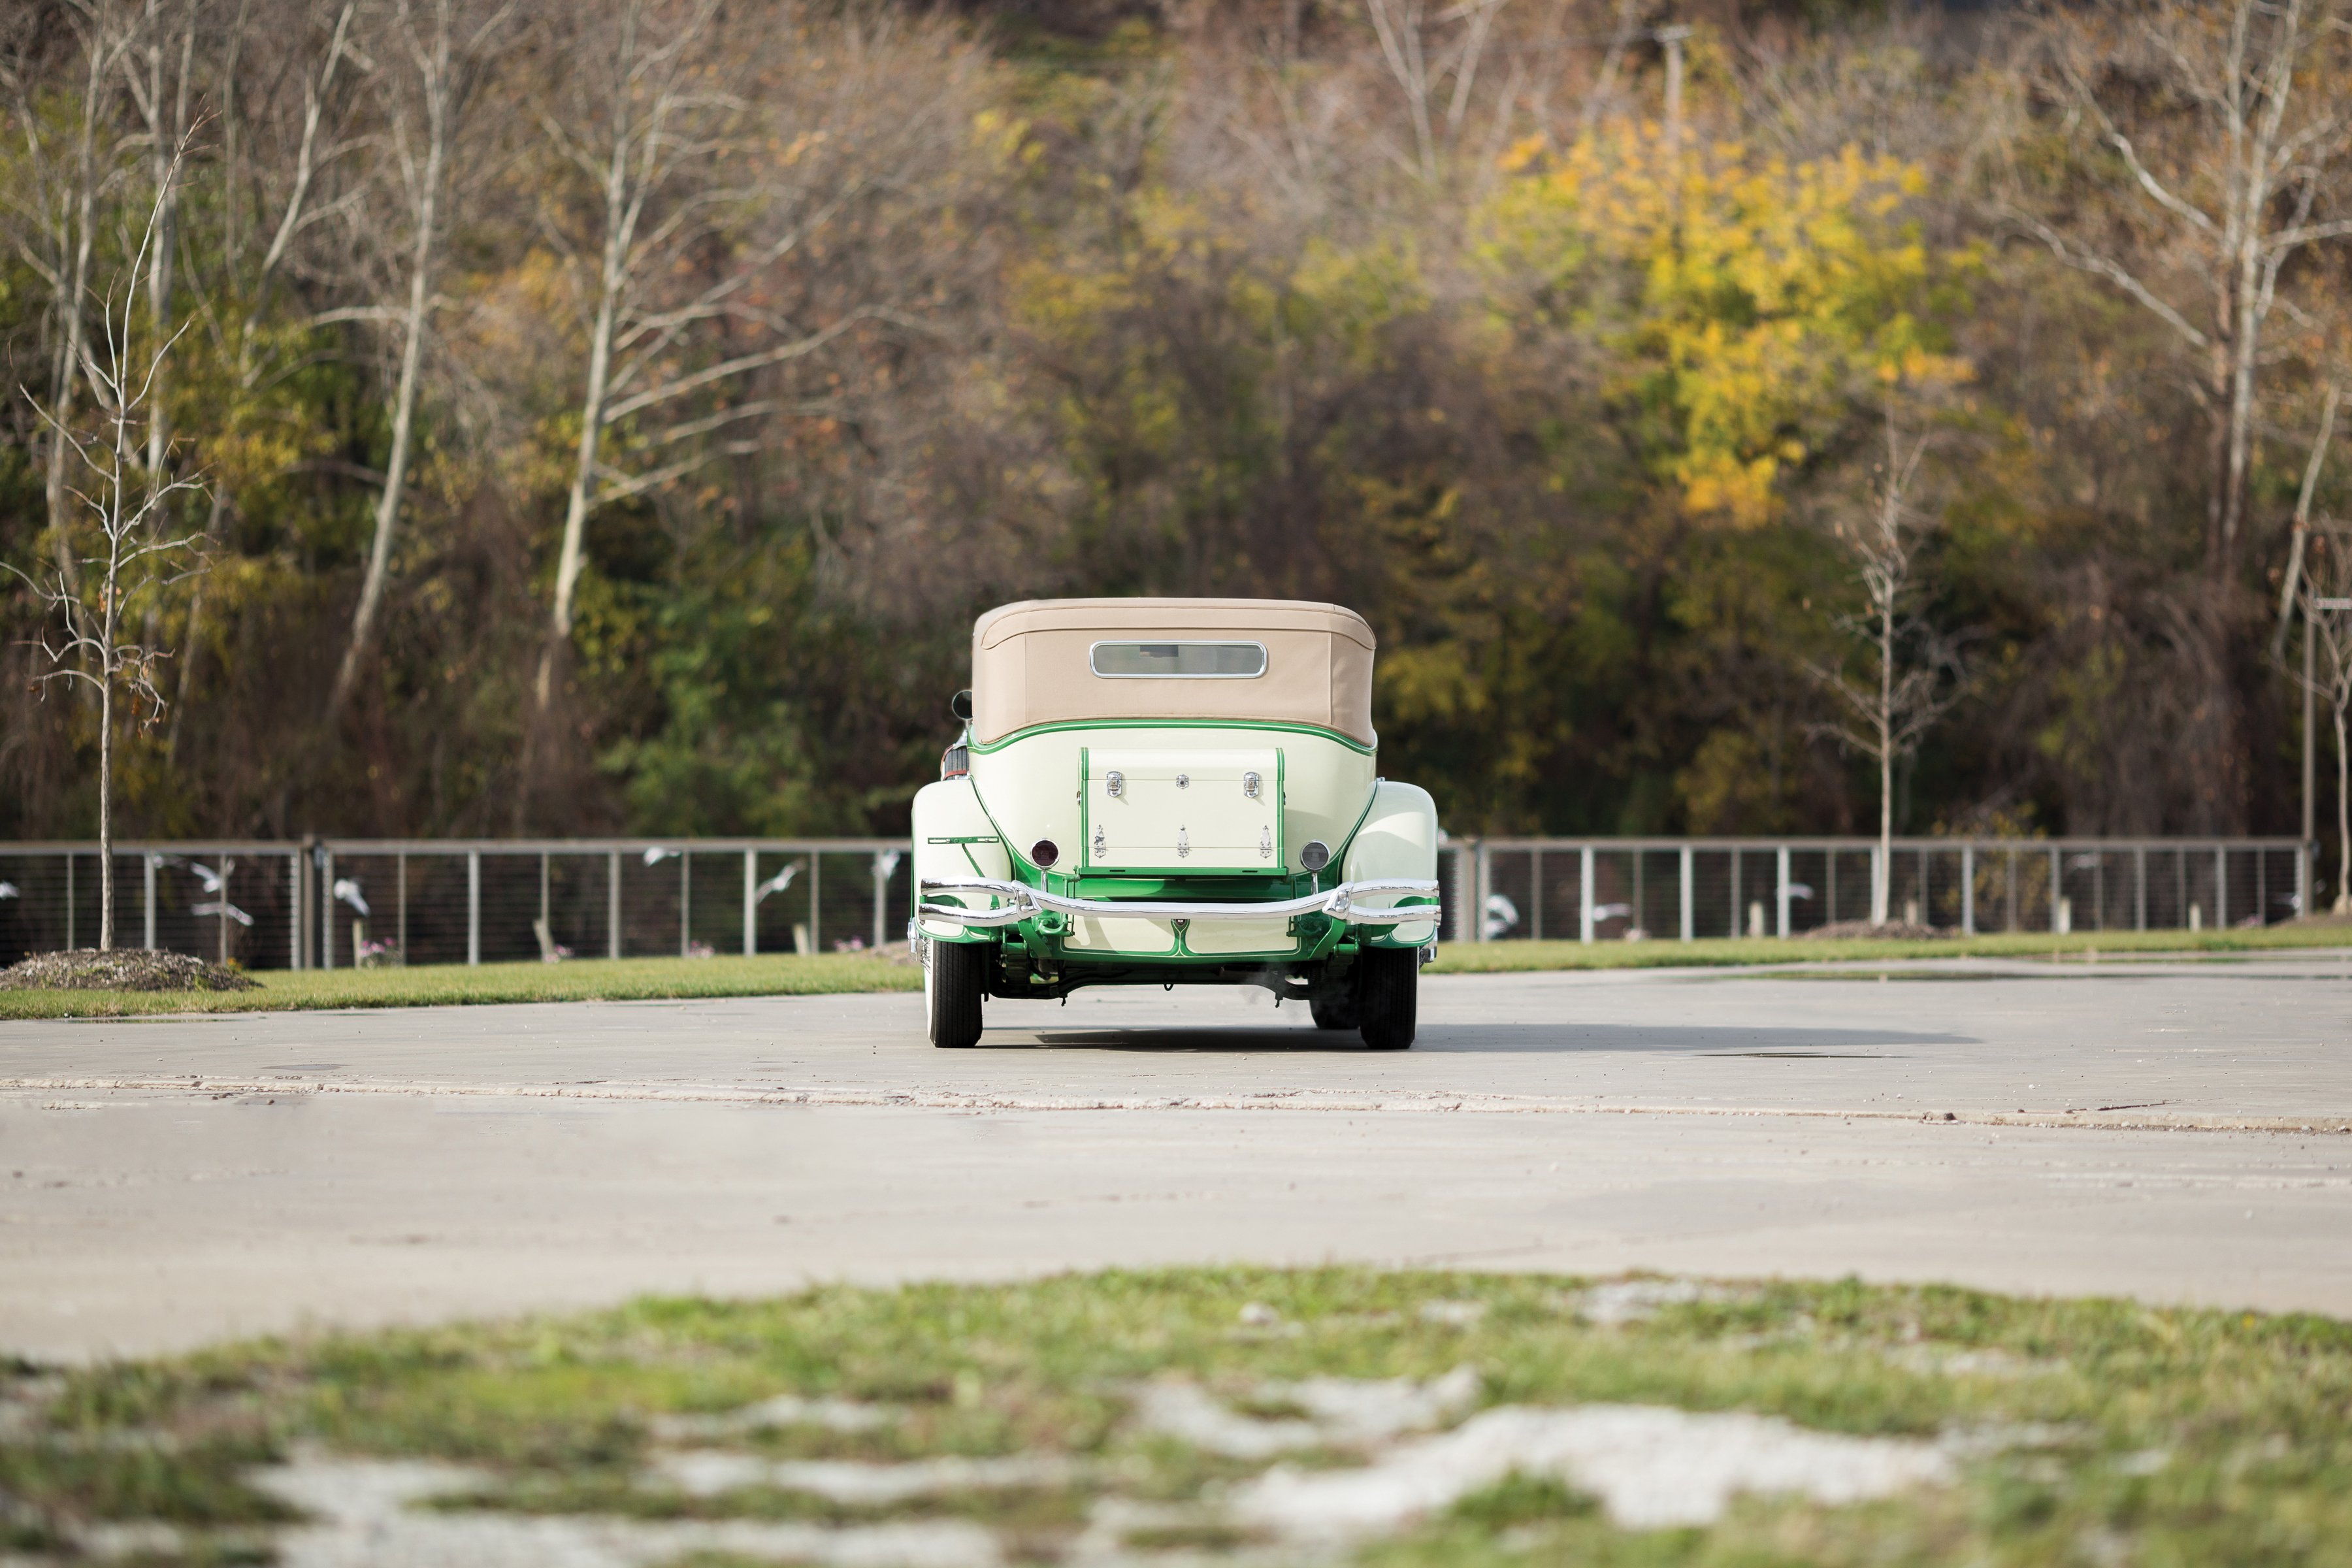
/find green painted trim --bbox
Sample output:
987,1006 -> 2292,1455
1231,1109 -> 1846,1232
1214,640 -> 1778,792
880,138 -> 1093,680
1275,749 -> 1288,870
1328,777 -> 1385,874
968,717 -> 1377,757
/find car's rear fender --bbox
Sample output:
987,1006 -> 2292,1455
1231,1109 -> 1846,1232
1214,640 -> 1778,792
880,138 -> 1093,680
1340,780 -> 1440,947
911,778 -> 1011,943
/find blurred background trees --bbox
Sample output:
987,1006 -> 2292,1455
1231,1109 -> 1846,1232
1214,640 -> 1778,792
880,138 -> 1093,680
3,0 -> 2347,872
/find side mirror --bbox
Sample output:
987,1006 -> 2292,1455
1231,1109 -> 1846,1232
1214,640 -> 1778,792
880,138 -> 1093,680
949,689 -> 974,723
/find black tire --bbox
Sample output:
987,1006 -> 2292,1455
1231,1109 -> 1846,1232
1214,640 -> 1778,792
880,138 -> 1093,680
928,939 -> 987,1049
1356,945 -> 1417,1051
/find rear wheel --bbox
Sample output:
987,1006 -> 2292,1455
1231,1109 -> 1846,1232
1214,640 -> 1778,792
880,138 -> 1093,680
1356,945 -> 1417,1051
928,939 -> 987,1049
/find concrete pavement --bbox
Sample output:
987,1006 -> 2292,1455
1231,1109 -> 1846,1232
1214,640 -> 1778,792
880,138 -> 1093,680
3,954 -> 2348,1360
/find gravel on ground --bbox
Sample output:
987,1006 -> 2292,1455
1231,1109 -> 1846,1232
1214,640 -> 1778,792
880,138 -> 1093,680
0,948 -> 257,992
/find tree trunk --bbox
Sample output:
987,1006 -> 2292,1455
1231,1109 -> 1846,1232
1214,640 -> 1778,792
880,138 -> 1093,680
536,113 -> 637,713
2336,706 -> 2350,916
141,0 -> 193,486
98,644 -> 116,953
327,25 -> 450,721
1875,568 -> 1895,926
2219,238 -> 2264,570
44,39 -> 108,592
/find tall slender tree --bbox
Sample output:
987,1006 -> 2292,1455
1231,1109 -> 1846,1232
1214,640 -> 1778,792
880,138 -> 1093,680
326,0 -> 516,721
8,154 -> 208,948
1806,384 -> 1969,926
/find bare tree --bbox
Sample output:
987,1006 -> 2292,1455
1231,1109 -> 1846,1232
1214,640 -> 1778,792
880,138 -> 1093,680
1807,387 -> 1968,925
325,0 -> 515,721
2275,375 -> 2340,657
1,1 -> 147,586
2289,519 -> 2352,911
7,157 -> 207,950
2013,0 -> 2352,576
123,0 -> 200,484
165,0 -> 363,757
530,0 -> 970,713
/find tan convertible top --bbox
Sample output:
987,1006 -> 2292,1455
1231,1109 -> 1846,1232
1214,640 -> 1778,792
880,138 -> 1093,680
970,598 -> 1377,745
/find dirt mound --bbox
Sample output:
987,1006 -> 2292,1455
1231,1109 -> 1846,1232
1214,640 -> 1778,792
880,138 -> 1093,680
1799,919 -> 1955,941
0,949 -> 259,992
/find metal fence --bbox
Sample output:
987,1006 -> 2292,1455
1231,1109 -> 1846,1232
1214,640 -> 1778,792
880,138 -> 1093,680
1432,838 -> 2315,945
0,839 -> 911,970
0,834 -> 2315,968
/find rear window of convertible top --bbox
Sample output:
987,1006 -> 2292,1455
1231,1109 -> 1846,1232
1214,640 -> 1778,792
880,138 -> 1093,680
1088,641 -> 1267,678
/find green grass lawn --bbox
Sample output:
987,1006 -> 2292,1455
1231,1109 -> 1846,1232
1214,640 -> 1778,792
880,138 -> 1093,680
4,1267 -> 2347,1565
0,952 -> 922,1019
3,926 -> 2345,1019
1428,924 -> 2352,973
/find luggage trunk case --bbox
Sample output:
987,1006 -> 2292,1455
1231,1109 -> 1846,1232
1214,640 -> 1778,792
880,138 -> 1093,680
1080,747 -> 1282,875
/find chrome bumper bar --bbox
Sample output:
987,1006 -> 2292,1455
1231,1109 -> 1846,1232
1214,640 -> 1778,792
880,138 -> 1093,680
916,876 -> 1442,930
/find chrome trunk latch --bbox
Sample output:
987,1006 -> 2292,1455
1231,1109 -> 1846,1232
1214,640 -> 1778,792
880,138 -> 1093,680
1176,827 -> 1190,858
1243,771 -> 1260,798
1260,826 -> 1272,858
1092,824 -> 1107,858
1105,770 -> 1123,798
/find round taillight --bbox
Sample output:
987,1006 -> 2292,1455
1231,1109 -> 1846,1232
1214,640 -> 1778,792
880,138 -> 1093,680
1032,839 -> 1060,868
1299,840 -> 1331,872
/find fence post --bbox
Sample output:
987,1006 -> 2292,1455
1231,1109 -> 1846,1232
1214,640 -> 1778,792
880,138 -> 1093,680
2135,846 -> 2147,930
608,850 -> 621,959
2048,845 -> 2061,932
810,851 -> 822,952
322,848 -> 336,970
287,853 -> 301,970
297,836 -> 318,968
1475,841 -> 1492,942
679,853 -> 691,957
872,857 -> 887,951
1578,844 -> 1594,944
1679,845 -> 1694,942
466,851 -> 481,966
2214,844 -> 2227,927
1961,844 -> 1975,936
397,853 -> 408,959
2299,838 -> 2311,922
743,848 -> 757,956
142,852 -> 156,950
1530,849 -> 1543,941
1776,845 -> 1791,938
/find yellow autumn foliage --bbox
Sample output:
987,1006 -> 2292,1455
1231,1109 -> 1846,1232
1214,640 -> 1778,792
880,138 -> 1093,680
1485,118 -> 1972,527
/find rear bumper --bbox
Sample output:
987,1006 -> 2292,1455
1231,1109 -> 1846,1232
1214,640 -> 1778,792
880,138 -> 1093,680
917,875 -> 1441,930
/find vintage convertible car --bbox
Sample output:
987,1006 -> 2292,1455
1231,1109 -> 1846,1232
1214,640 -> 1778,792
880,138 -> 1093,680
909,598 -> 1442,1050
